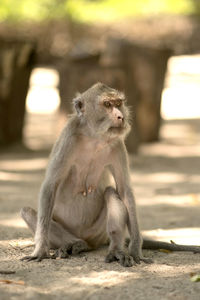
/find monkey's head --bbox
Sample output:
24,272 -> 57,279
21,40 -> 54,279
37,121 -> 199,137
73,83 -> 131,139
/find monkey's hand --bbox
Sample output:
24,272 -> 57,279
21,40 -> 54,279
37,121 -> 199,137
129,242 -> 153,264
21,242 -> 50,262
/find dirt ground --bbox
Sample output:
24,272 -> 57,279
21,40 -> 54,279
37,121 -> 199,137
0,114 -> 200,300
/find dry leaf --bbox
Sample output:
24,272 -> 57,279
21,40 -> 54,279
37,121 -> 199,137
159,249 -> 172,253
170,240 -> 176,244
190,272 -> 197,277
0,279 -> 25,285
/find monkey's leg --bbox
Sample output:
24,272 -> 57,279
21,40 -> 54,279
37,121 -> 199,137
20,207 -> 89,260
104,187 -> 134,267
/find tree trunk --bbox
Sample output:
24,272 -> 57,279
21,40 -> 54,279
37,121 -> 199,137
0,39 -> 35,146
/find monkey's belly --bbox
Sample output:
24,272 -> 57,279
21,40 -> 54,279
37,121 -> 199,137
53,189 -> 106,240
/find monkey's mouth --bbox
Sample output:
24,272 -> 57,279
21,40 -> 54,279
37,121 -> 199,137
108,125 -> 125,133
108,122 -> 130,136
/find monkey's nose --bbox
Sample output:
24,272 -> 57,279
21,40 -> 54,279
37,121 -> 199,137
117,115 -> 124,122
113,107 -> 124,123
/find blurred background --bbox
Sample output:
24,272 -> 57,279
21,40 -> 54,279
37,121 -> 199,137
0,0 -> 200,151
0,0 -> 200,246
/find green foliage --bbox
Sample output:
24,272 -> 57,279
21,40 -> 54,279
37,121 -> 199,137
191,274 -> 200,282
0,0 -> 67,21
0,0 -> 198,22
66,0 -> 195,22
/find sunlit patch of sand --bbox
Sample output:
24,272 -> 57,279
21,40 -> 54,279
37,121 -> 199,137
161,54 -> 200,120
143,227 -> 200,245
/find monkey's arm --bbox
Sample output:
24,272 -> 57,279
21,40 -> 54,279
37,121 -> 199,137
110,141 -> 151,264
23,123 -> 76,261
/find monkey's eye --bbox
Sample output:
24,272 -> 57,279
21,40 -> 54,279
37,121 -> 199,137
115,100 -> 122,107
104,101 -> 111,108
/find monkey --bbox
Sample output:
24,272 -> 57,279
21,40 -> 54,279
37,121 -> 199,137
20,82 -> 200,267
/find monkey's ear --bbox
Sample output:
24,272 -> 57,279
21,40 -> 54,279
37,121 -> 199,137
73,94 -> 84,117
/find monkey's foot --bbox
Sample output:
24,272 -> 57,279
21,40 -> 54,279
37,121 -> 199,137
129,244 -> 153,264
131,254 -> 153,264
105,250 -> 134,267
53,240 -> 89,259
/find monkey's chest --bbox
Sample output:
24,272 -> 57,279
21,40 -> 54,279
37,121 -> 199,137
67,138 -> 110,197
71,162 -> 104,196
69,159 -> 105,196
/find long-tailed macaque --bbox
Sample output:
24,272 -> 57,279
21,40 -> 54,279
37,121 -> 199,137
21,83 -> 200,267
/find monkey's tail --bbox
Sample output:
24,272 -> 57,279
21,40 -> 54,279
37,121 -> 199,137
142,239 -> 200,253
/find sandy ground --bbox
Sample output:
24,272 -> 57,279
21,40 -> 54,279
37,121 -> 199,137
0,114 -> 200,300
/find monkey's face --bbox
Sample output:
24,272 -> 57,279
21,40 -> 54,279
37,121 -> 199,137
74,83 -> 131,139
88,91 -> 130,139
